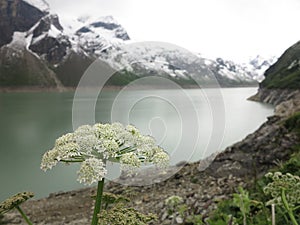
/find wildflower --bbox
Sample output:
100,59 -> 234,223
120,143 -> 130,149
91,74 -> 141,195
98,204 -> 157,225
55,133 -> 75,147
126,124 -> 140,135
0,192 -> 34,214
165,195 -> 184,208
100,139 -> 119,158
264,172 -> 300,207
152,151 -> 170,168
41,122 -> 169,185
40,148 -> 59,171
77,158 -> 107,185
41,122 -> 169,225
0,192 -> 34,225
120,152 -> 142,173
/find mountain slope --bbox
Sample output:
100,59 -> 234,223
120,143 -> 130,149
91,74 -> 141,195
0,0 -> 273,89
260,41 -> 300,89
0,0 -> 48,47
98,43 -> 274,87
0,32 -> 62,88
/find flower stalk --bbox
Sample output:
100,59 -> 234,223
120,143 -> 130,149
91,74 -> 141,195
281,189 -> 298,225
40,122 -> 170,224
16,206 -> 33,225
91,178 -> 105,225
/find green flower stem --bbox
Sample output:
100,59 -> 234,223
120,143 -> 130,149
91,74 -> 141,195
293,205 -> 300,211
16,206 -> 33,225
281,189 -> 298,225
60,159 -> 83,163
91,178 -> 105,225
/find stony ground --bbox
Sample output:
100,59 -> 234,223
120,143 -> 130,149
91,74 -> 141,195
0,164 -> 247,225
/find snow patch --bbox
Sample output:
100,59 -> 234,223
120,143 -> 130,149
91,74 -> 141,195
32,33 -> 47,45
7,32 -> 27,49
288,60 -> 299,70
48,24 -> 62,38
22,0 -> 49,12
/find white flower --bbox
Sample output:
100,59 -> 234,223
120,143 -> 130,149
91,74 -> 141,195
126,125 -> 140,136
56,142 -> 81,160
41,122 -> 170,185
263,172 -> 300,207
55,133 -> 75,147
73,125 -> 99,154
138,135 -> 155,146
120,152 -> 141,172
94,123 -> 117,140
100,139 -> 119,157
40,149 -> 59,171
165,195 -> 183,207
152,151 -> 170,168
77,158 -> 107,185
74,125 -> 93,135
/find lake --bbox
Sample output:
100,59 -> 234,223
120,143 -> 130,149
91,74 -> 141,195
0,87 -> 274,201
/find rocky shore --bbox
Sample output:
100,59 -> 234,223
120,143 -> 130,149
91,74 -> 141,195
1,88 -> 299,225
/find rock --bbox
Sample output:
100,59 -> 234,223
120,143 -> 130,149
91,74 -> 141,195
176,216 -> 183,223
0,0 -> 47,47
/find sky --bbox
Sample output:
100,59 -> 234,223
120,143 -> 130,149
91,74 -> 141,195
46,0 -> 300,62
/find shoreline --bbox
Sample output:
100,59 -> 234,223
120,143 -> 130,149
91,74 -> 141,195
0,84 -> 258,93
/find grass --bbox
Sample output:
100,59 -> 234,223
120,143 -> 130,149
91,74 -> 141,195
262,69 -> 300,89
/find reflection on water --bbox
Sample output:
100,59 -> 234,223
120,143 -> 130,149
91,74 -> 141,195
0,88 -> 273,201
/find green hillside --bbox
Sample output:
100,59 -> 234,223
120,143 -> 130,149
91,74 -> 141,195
261,41 -> 300,89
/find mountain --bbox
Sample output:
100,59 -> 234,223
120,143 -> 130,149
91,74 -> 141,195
250,40 -> 300,115
0,0 -> 273,89
201,55 -> 276,84
260,41 -> 300,89
0,0 -> 62,88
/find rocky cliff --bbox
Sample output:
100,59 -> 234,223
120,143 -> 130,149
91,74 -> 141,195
0,0 -> 47,47
249,40 -> 300,116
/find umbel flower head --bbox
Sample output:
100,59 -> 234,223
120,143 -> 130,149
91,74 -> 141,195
98,203 -> 157,225
263,172 -> 300,207
41,123 -> 169,185
0,192 -> 34,214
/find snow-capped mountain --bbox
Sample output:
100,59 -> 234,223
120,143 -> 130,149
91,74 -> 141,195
60,15 -> 130,56
96,43 -> 275,86
247,55 -> 278,81
22,0 -> 49,12
0,0 -> 275,88
209,56 -> 277,83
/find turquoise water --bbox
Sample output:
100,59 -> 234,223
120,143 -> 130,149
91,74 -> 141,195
0,88 -> 273,201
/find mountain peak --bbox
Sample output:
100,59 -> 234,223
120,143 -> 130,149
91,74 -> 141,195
95,15 -> 119,24
22,0 -> 49,12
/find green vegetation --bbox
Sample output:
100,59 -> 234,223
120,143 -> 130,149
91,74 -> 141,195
106,70 -> 140,86
98,203 -> 157,225
96,192 -> 157,225
0,192 -> 34,225
0,49 -> 57,87
261,41 -> 300,89
284,112 -> 300,133
207,155 -> 300,225
262,69 -> 300,89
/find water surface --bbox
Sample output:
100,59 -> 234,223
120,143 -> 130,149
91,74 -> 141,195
0,88 -> 273,201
